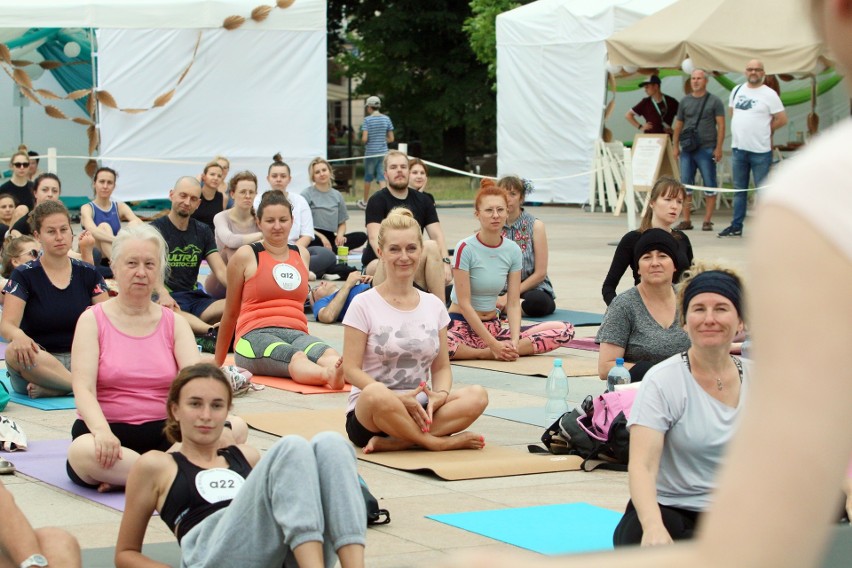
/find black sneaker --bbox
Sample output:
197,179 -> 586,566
717,226 -> 743,238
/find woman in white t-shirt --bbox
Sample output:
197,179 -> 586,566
612,262 -> 748,546
341,208 -> 488,453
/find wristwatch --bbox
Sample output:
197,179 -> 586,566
20,554 -> 48,568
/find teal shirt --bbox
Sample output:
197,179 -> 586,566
450,234 -> 522,312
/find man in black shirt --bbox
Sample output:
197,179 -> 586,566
150,177 -> 228,334
362,150 -> 452,302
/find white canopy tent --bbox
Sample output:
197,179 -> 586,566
496,0 -> 676,204
0,0 -> 325,199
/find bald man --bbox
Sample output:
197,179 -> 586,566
150,177 -> 227,338
718,59 -> 787,237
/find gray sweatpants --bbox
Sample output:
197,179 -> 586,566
180,432 -> 366,568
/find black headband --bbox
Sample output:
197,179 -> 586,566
682,271 -> 742,317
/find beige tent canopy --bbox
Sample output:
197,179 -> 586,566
606,0 -> 830,74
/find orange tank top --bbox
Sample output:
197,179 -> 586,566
235,243 -> 309,338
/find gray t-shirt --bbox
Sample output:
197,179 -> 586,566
676,93 -> 725,149
628,353 -> 750,511
596,287 -> 691,363
302,185 -> 348,233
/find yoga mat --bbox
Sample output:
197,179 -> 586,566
484,407 -> 550,428
82,542 -> 180,567
250,374 -> 351,394
3,439 -> 129,511
565,337 -> 600,352
428,502 -> 622,555
452,355 -> 599,378
245,410 -> 584,481
524,308 -> 604,327
0,376 -> 75,410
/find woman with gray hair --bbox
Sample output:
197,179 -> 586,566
66,224 -> 245,492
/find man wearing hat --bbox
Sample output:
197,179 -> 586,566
625,75 -> 679,135
358,95 -> 394,210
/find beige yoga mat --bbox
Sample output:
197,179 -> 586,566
452,354 -> 599,377
244,409 -> 584,481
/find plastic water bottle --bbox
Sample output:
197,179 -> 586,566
607,358 -> 631,392
337,245 -> 349,265
544,359 -> 569,421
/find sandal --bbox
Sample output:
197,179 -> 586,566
702,221 -> 714,231
0,459 -> 15,475
674,220 -> 693,231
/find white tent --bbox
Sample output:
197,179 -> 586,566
0,0 -> 325,199
496,0 -> 676,204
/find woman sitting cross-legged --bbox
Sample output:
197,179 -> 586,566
342,208 -> 488,453
0,200 -> 108,398
116,363 -> 366,568
446,181 -> 574,361
612,263 -> 749,546
66,224 -> 247,492
214,190 -> 345,389
596,228 -> 691,383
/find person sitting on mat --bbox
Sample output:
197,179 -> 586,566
79,167 -> 143,263
303,157 -> 368,252
67,224 -> 247,492
612,263 -> 749,546
497,175 -> 556,318
446,181 -> 574,361
214,190 -> 346,390
0,235 -> 39,307
115,363 -> 366,568
601,177 -> 693,306
1,479 -> 82,568
596,228 -> 691,383
1,200 -> 108,399
341,208 -> 488,453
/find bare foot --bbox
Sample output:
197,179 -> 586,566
97,482 -> 119,493
27,383 -> 69,399
324,357 -> 346,390
436,432 -> 486,451
363,436 -> 415,454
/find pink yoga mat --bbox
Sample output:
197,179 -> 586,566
565,337 -> 600,352
3,439 -> 130,511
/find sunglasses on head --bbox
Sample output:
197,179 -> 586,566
18,249 -> 39,259
13,162 -> 30,168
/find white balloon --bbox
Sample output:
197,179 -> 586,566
623,64 -> 638,74
27,60 -> 45,81
606,62 -> 623,74
682,58 -> 695,75
63,41 -> 81,58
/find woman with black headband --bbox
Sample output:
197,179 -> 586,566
596,228 -> 691,383
612,262 -> 748,546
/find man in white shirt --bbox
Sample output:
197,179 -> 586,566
718,59 -> 787,237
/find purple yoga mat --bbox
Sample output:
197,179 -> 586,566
3,439 -> 129,511
0,341 -> 6,360
566,337 -> 600,352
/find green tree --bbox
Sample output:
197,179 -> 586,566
464,0 -> 528,82
328,1 -> 496,166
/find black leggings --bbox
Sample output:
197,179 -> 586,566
612,499 -> 702,546
309,228 -> 368,252
520,289 -> 556,318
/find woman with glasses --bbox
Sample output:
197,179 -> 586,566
1,201 -> 108,398
214,190 -> 346,390
446,181 -> 574,361
1,147 -> 35,226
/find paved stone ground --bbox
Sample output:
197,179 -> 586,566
0,203 -> 752,566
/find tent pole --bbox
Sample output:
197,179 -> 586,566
89,27 -> 100,157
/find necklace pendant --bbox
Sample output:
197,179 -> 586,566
716,377 -> 723,391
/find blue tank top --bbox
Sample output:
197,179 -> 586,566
88,200 -> 121,234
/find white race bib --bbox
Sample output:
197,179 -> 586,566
272,262 -> 302,291
195,468 -> 245,504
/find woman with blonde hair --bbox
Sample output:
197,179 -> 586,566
304,157 -> 368,252
342,208 -> 488,452
601,176 -> 693,306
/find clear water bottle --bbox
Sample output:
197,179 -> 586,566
544,359 -> 569,421
607,358 -> 631,392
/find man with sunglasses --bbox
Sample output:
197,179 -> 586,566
718,59 -> 787,238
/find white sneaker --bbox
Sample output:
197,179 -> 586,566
322,273 -> 341,281
356,199 -> 368,210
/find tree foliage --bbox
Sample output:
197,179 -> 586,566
327,1 -> 496,165
464,0 -> 524,81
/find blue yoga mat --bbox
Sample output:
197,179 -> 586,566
524,309 -> 604,327
428,502 -> 621,555
0,375 -> 76,410
484,407 -> 550,428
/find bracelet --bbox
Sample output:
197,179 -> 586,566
435,389 -> 450,396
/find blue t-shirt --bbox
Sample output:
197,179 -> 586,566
312,282 -> 370,322
450,234 -> 522,312
360,113 -> 394,155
